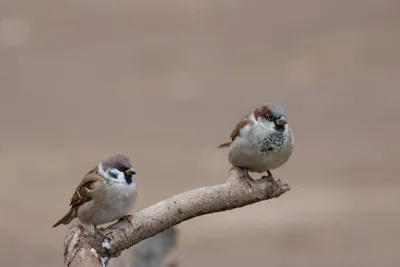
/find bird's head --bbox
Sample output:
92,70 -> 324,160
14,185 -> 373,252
99,154 -> 136,185
254,103 -> 289,133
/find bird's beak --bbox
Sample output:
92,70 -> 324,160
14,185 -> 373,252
125,167 -> 136,175
275,116 -> 288,125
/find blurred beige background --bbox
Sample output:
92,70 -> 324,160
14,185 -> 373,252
1,0 -> 400,266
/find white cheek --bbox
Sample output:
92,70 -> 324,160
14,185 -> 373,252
98,163 -> 107,177
107,169 -> 126,184
98,163 -> 127,184
262,120 -> 276,130
116,171 -> 126,183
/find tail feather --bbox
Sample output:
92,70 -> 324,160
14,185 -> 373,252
217,141 -> 231,148
52,208 -> 77,228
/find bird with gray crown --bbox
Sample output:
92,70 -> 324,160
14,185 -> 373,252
218,103 -> 294,180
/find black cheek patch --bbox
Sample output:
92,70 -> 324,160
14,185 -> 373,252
124,174 -> 133,185
109,171 -> 118,179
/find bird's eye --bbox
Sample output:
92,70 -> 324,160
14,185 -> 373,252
117,166 -> 126,172
265,115 -> 274,121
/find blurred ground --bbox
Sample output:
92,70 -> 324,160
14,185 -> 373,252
1,1 -> 400,266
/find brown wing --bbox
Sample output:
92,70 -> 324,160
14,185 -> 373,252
217,114 -> 253,148
69,167 -> 100,207
52,167 -> 102,228
229,116 -> 253,141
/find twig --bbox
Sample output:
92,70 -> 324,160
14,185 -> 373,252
63,167 -> 290,267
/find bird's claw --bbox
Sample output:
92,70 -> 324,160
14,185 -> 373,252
261,170 -> 280,188
242,168 -> 254,187
77,224 -> 86,239
93,225 -> 109,239
118,215 -> 133,225
93,225 -> 105,232
261,170 -> 274,180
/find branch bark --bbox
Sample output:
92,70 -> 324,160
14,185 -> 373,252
63,167 -> 290,267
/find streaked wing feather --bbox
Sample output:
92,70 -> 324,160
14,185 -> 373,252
69,167 -> 100,207
229,114 -> 253,141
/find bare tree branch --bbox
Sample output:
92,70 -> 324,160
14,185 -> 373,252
63,167 -> 290,267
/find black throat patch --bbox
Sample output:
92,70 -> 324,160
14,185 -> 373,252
124,174 -> 133,185
260,132 -> 285,153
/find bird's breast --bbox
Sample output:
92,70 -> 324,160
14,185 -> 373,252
77,182 -> 137,225
103,183 -> 136,208
259,132 -> 286,153
97,183 -> 136,221
228,126 -> 293,173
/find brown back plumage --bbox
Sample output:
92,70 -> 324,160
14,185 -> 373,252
52,167 -> 100,228
217,113 -> 253,148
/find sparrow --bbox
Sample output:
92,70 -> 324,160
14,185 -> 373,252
52,154 -> 137,232
217,103 -> 294,180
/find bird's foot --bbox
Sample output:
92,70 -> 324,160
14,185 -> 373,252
93,225 -> 108,239
261,170 -> 280,188
265,170 -> 274,179
93,225 -> 112,252
242,168 -> 254,187
118,214 -> 133,225
77,224 -> 86,239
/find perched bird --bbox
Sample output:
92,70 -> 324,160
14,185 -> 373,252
52,154 -> 137,232
217,103 -> 294,179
